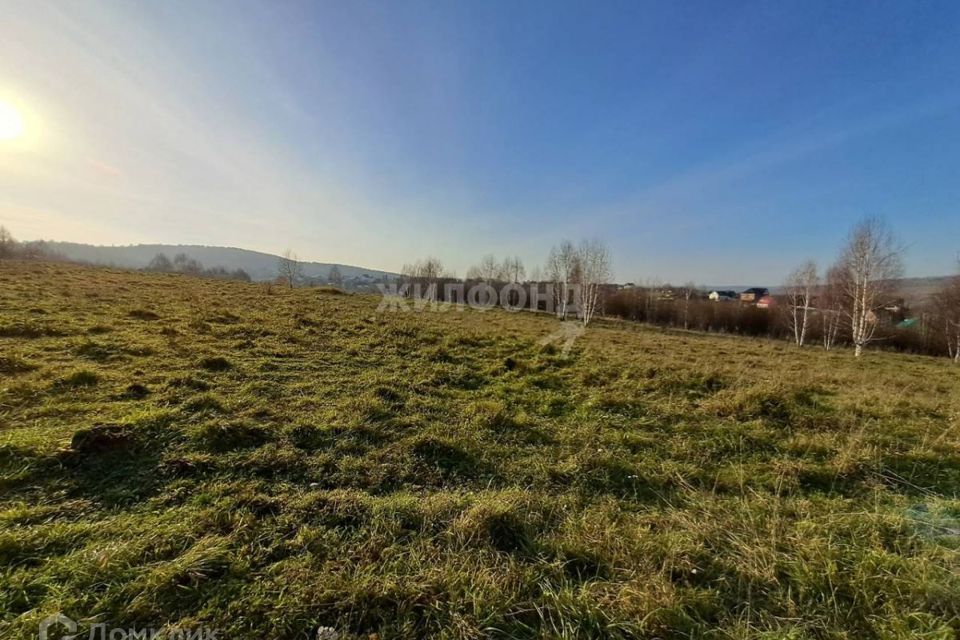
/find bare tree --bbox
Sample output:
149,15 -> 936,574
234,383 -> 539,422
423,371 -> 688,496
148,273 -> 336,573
644,277 -> 662,322
328,265 -> 343,288
466,255 -> 501,282
545,240 -> 580,320
835,217 -> 904,357
147,253 -> 173,272
783,260 -> 819,347
678,281 -> 698,330
501,256 -> 526,283
577,238 -> 612,326
402,257 -> 447,301
0,226 -> 16,260
277,249 -> 303,289
173,252 -> 203,275
417,257 -> 446,281
820,264 -> 844,351
934,262 -> 960,363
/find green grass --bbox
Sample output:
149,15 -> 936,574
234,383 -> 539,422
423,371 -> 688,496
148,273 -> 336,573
1,260 -> 958,639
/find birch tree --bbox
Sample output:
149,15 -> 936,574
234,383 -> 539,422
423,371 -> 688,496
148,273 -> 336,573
820,265 -> 844,351
577,239 -> 612,326
678,282 -> 698,330
501,256 -> 526,283
783,260 -> 818,347
835,217 -> 904,357
934,263 -> 960,363
545,240 -> 580,320
466,255 -> 501,282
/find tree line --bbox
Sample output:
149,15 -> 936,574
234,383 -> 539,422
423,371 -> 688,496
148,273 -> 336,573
400,217 -> 960,361
399,239 -> 612,325
0,227 -> 68,262
275,249 -> 348,289
145,252 -> 251,281
607,218 -> 960,361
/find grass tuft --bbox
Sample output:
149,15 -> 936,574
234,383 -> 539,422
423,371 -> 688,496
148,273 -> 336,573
56,368 -> 100,388
199,356 -> 232,372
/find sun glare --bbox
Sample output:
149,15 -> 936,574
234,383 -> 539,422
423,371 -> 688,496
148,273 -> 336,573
0,100 -> 26,141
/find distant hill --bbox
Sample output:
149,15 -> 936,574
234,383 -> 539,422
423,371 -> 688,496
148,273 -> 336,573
33,242 -> 398,286
886,276 -> 954,305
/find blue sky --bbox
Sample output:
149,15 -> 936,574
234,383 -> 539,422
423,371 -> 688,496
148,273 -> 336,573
2,0 -> 959,282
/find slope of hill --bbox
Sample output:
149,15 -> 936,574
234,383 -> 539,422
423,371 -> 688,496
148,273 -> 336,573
1,261 -> 958,639
891,275 -> 957,305
33,241 -> 397,283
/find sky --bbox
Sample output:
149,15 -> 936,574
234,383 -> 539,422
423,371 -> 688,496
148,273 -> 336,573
1,0 -> 959,283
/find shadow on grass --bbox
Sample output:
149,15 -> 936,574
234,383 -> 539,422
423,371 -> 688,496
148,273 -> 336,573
0,423 -> 177,509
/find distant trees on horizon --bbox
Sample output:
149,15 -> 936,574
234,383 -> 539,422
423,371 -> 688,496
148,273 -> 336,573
4,221 -> 959,361
395,217 -> 959,360
0,226 -> 15,261
146,251 -> 251,281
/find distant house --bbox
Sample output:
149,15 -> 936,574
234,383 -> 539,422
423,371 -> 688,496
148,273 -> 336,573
756,295 -> 777,309
740,287 -> 769,303
709,290 -> 738,302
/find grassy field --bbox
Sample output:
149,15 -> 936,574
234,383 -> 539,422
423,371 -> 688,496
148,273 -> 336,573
1,261 -> 958,639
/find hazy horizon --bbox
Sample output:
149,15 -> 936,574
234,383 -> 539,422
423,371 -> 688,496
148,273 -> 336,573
3,0 -> 959,282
